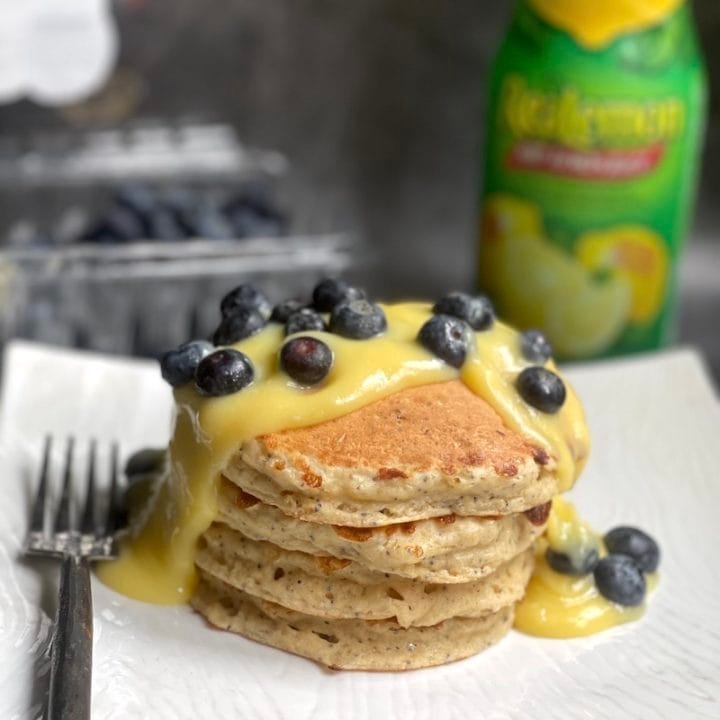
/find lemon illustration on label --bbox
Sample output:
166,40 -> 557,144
480,194 -> 632,358
544,273 -> 631,358
576,226 -> 668,325
482,193 -> 544,242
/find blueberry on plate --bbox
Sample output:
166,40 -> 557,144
546,546 -> 599,576
604,526 -> 660,573
594,554 -> 646,606
520,330 -> 553,363
330,300 -> 387,339
212,308 -> 267,346
516,366 -> 566,413
312,278 -> 365,312
195,349 -> 254,396
220,284 -> 272,320
433,291 -> 494,331
280,336 -> 333,386
270,299 -> 305,324
286,308 -> 325,335
418,314 -> 474,368
160,340 -> 213,387
124,448 -> 166,478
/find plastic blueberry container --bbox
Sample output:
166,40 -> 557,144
0,234 -> 356,358
0,123 -> 359,359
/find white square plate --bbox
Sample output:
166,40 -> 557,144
1,341 -> 718,720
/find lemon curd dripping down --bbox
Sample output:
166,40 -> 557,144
97,303 -> 589,604
514,497 -> 657,637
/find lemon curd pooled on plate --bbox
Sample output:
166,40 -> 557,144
98,279 -> 660,669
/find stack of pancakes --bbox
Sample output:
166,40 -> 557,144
191,380 -> 557,670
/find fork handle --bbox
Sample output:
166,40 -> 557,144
48,555 -> 93,720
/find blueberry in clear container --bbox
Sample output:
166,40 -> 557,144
81,205 -> 145,244
223,188 -> 288,238
147,205 -> 186,242
115,183 -> 157,217
189,200 -> 234,240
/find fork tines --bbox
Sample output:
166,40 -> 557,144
25,437 -> 122,561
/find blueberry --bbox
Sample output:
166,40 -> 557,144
433,292 -> 494,331
271,299 -> 305,324
594,554 -> 646,606
163,187 -> 197,214
224,187 -> 284,219
195,349 -> 254,396
604,527 -> 660,573
516,366 -> 566,413
280,337 -> 333,385
114,183 -> 157,218
220,284 -> 272,319
330,300 -> 387,339
79,222 -> 119,245
81,205 -> 145,243
520,330 -> 553,363
417,314 -> 474,368
312,278 -> 365,312
286,308 -> 325,335
225,205 -> 286,238
147,206 -> 186,241
186,200 -> 234,239
125,448 -> 165,477
212,308 -> 266,345
546,546 -> 599,576
223,190 -> 288,238
160,340 -> 213,387
123,472 -> 157,519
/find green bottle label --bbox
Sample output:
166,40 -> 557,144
479,3 -> 706,359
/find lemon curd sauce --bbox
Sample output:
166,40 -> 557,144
97,303 -> 588,606
515,497 -> 658,637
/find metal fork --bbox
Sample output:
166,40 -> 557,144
25,437 -> 123,720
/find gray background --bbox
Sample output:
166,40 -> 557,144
1,0 -> 718,373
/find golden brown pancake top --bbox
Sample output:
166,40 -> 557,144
257,380 -> 548,479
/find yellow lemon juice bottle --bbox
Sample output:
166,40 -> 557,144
478,0 -> 706,359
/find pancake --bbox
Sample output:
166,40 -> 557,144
225,381 -> 558,527
192,571 -> 515,670
195,523 -> 534,628
103,293 -> 591,671
217,479 -> 546,580
190,380 -> 558,664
